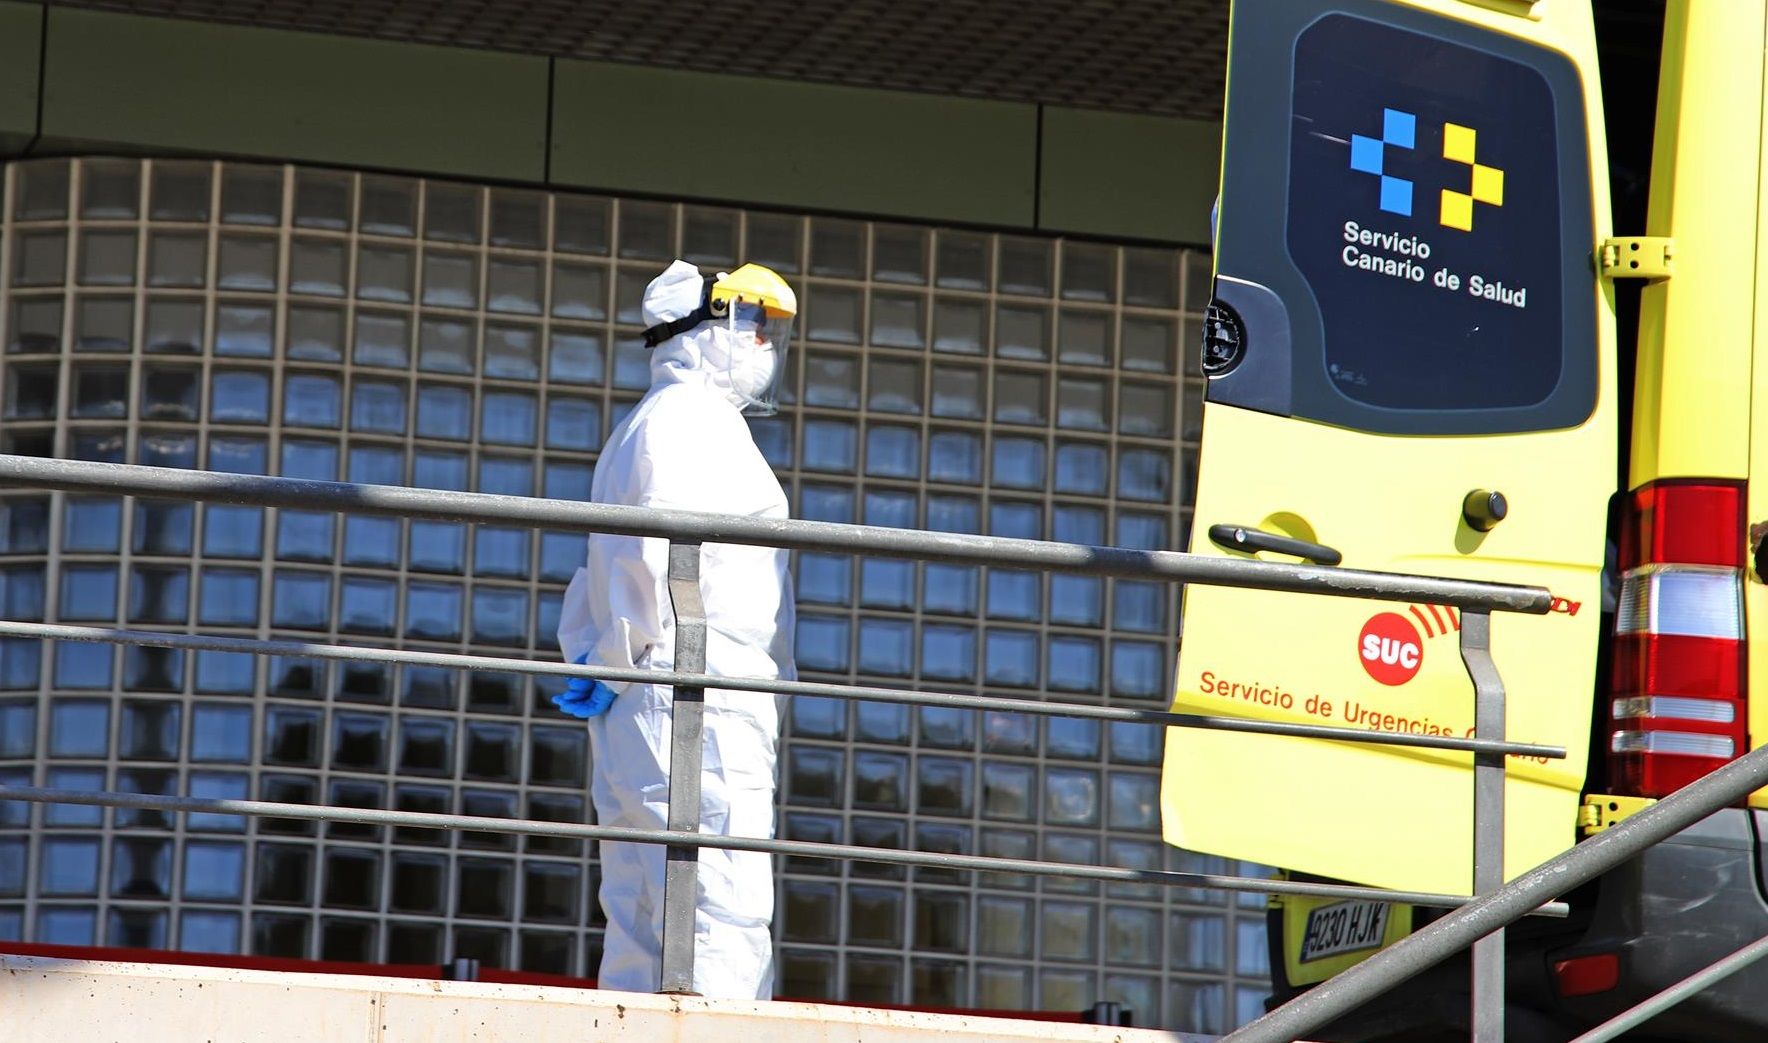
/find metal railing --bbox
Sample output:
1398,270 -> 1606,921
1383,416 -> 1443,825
0,455 -> 1566,1027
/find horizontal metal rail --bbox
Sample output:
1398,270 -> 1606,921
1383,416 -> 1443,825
0,785 -> 1566,916
1224,741 -> 1768,1043
0,620 -> 1566,760
0,456 -> 1553,613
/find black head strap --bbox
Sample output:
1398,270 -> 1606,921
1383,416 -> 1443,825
641,275 -> 723,348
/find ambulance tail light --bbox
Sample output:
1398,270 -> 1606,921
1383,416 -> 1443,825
1607,481 -> 1747,798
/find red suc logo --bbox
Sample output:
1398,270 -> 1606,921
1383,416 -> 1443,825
1359,612 -> 1423,686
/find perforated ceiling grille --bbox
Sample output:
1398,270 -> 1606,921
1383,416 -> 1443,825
41,0 -> 1230,120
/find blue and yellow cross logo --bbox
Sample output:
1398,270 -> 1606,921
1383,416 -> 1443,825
1349,107 -> 1505,232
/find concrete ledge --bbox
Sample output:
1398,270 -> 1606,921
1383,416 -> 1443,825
0,954 -> 1201,1043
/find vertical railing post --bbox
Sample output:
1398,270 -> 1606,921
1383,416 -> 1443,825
1460,609 -> 1505,1042
658,540 -> 706,994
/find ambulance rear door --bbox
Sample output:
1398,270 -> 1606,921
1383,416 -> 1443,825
1161,0 -> 1616,896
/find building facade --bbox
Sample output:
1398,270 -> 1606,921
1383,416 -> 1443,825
0,1 -> 1261,1035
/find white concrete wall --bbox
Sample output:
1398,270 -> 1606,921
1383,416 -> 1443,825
0,954 -> 1216,1043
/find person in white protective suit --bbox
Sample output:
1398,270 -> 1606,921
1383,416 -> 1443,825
555,259 -> 797,999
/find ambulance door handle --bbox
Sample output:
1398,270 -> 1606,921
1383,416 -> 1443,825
1208,524 -> 1343,566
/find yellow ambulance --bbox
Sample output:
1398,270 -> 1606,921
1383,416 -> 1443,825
1162,0 -> 1768,1037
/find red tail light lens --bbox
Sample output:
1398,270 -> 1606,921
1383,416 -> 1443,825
1553,952 -> 1620,997
1607,481 -> 1747,797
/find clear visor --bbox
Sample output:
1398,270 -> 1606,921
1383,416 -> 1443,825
724,301 -> 794,416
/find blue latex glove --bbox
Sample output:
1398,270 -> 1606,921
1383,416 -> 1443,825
553,652 -> 618,719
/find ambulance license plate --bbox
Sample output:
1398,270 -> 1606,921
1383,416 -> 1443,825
1298,900 -> 1392,963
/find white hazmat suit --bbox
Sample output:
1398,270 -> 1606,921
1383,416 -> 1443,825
556,260 -> 795,999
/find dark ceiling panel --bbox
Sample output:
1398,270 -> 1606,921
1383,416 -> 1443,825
41,0 -> 1231,120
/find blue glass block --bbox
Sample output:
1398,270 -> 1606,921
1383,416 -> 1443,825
38,907 -> 96,944
194,651 -> 255,694
110,836 -> 173,898
791,696 -> 846,739
1348,134 -> 1384,175
0,768 -> 29,826
210,370 -> 270,423
796,615 -> 850,672
796,553 -> 851,605
472,587 -> 529,646
209,436 -> 268,476
0,701 -> 35,757
203,505 -> 264,558
864,491 -> 916,529
0,498 -> 49,554
415,450 -> 469,490
984,630 -> 1039,688
473,528 -> 529,577
198,568 -> 259,626
1047,716 -> 1102,760
926,496 -> 979,534
405,582 -> 463,641
857,620 -> 913,678
799,485 -> 853,523
1049,575 -> 1103,626
860,559 -> 914,610
1117,449 -> 1172,503
127,566 -> 189,624
478,456 -> 533,496
340,577 -> 397,635
802,420 -> 856,473
546,397 -> 601,452
332,713 -> 390,772
126,647 -> 183,693
0,839 -> 23,896
539,532 -> 583,583
749,416 -> 793,469
548,330 -> 606,384
350,381 -> 406,434
1111,641 -> 1167,699
190,704 -> 253,763
52,643 -> 112,690
416,385 -> 473,441
180,910 -> 241,953
1054,443 -> 1110,496
269,657 -> 325,699
481,390 -> 538,446
43,768 -> 104,826
276,512 -> 334,562
1108,771 -> 1161,832
922,564 -> 977,615
139,433 -> 198,468
64,497 -> 122,552
409,522 -> 466,574
543,461 -> 593,502
855,702 -> 909,746
47,703 -> 107,760
1109,721 -> 1162,766
1383,107 -> 1416,148
990,437 -> 1046,490
1116,513 -> 1168,552
1113,581 -> 1167,633
1054,506 -> 1106,546
280,439 -> 338,481
983,564 -> 1043,623
183,841 -> 246,901
612,337 -> 652,389
0,566 -> 45,621
119,700 -> 181,760
1048,636 -> 1102,693
41,838 -> 100,894
0,908 -> 18,942
283,373 -> 342,427
343,517 -> 401,568
186,772 -> 248,832
0,640 -> 40,690
534,593 -> 562,652
920,625 -> 976,682
927,431 -> 982,484
865,425 -> 920,479
270,571 -> 332,630
59,564 -> 118,621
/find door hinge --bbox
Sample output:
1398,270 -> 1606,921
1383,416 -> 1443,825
1580,793 -> 1657,836
1599,237 -> 1674,280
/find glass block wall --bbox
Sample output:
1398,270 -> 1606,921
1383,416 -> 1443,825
0,157 -> 1270,1033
